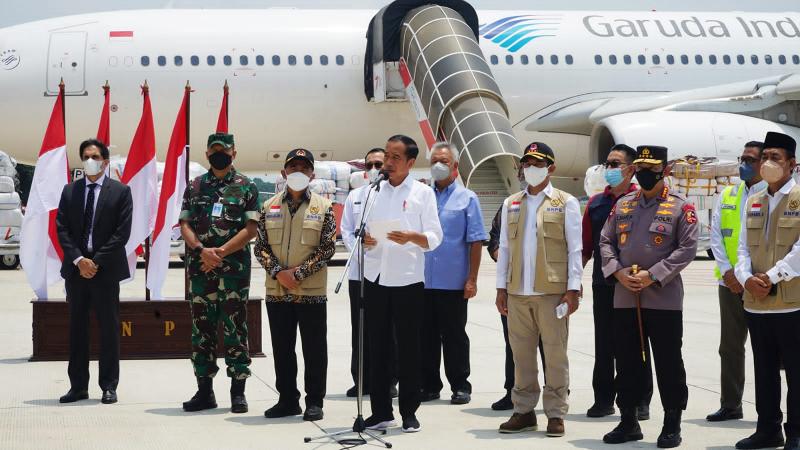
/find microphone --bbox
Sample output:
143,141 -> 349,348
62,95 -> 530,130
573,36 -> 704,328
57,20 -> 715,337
370,170 -> 389,190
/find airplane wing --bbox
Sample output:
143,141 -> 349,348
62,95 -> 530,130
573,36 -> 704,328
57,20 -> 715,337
525,73 -> 800,135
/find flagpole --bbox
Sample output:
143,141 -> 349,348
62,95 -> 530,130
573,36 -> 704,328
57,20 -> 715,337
60,78 -> 68,182
142,80 -> 152,302
224,79 -> 229,128
184,81 -> 191,301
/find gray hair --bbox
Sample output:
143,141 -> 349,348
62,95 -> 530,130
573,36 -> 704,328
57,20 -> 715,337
430,141 -> 460,163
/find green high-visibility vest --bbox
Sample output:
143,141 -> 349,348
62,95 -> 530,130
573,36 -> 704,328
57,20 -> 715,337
714,182 -> 745,279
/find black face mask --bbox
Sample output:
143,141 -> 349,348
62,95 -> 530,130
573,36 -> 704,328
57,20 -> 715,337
636,169 -> 663,191
208,151 -> 232,170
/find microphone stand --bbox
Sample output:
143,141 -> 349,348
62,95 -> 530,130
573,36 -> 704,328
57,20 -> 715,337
304,178 -> 392,448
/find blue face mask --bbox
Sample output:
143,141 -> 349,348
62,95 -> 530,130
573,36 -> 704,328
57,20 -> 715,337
604,168 -> 624,187
739,162 -> 756,182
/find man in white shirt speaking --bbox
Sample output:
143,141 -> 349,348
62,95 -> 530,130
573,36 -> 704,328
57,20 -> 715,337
361,135 -> 443,434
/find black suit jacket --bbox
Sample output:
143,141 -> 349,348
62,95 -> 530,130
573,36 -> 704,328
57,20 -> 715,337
56,177 -> 133,282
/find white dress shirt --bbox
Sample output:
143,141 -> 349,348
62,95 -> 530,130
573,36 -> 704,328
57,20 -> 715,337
496,183 -> 583,295
341,184 -> 372,281
362,174 -> 443,287
735,177 -> 800,313
710,181 -> 765,286
73,174 -> 105,266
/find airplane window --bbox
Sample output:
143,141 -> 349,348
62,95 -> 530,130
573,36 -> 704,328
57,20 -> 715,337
793,55 -> 800,64
320,55 -> 329,65
520,55 -> 529,65
652,55 -> 661,65
256,55 -> 265,66
141,56 -> 150,66
723,55 -> 731,65
709,55 -> 717,65
535,55 -> 544,65
289,55 -> 297,66
779,55 -> 787,65
666,55 -> 674,65
304,55 -> 312,65
124,56 -> 133,67
751,55 -> 759,64
565,55 -> 573,65
240,55 -> 248,66
623,55 -> 632,65
207,55 -> 216,66
191,55 -> 199,66
223,55 -> 232,66
609,54 -> 618,65
490,55 -> 498,65
695,55 -> 703,64
336,55 -> 345,65
157,56 -> 166,66
637,55 -> 646,65
550,55 -> 558,64
272,55 -> 280,66
737,55 -> 745,64
764,55 -> 773,65
174,55 -> 183,66
109,56 -> 118,67
680,55 -> 689,64
506,55 -> 513,65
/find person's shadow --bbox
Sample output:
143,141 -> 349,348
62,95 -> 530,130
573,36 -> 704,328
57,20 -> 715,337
684,417 -> 757,430
145,407 -> 228,417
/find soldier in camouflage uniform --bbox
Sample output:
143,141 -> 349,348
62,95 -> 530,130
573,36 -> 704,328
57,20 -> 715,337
179,133 -> 261,414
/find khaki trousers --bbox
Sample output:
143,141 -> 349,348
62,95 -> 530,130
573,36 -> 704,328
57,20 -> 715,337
508,293 -> 569,418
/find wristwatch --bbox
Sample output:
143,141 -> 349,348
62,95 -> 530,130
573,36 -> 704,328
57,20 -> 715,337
649,272 -> 658,282
194,244 -> 204,252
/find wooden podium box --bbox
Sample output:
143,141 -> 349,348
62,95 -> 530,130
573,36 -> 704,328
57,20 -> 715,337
30,298 -> 265,361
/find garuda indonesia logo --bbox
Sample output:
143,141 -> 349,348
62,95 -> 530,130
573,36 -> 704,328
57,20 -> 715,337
479,15 -> 561,53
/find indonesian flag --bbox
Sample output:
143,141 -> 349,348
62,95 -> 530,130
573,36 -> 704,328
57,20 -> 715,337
20,82 -> 69,299
97,83 -> 110,146
216,80 -> 228,133
147,87 -> 190,299
120,84 -> 158,282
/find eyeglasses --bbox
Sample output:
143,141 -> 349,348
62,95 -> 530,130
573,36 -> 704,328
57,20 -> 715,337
738,156 -> 759,165
366,161 -> 383,170
603,160 -> 626,169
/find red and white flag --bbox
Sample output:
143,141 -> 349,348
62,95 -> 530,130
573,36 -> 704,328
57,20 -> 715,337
120,84 -> 158,282
97,83 -> 110,146
216,80 -> 229,133
147,86 -> 190,299
20,82 -> 69,299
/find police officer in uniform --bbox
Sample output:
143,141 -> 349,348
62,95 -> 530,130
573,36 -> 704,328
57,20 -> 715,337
599,146 -> 698,448
734,132 -> 800,450
180,133 -> 261,414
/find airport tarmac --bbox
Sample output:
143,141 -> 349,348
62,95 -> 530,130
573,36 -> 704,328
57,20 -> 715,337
0,256 -> 781,449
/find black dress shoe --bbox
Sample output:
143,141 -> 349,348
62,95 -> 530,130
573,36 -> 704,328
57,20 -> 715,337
491,392 -> 513,411
420,391 -> 440,402
346,386 -> 358,397
784,436 -> 800,450
264,402 -> 302,419
101,390 -> 118,404
451,391 -> 471,405
59,389 -> 89,404
735,431 -> 785,449
706,407 -> 743,422
604,408 -> 643,444
587,404 -> 615,417
303,405 -> 324,422
638,405 -> 650,421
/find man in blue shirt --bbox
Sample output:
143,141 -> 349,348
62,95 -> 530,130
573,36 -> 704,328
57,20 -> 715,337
422,142 -> 487,405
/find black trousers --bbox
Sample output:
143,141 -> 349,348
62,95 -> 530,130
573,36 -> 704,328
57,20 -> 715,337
349,280 -> 399,391
265,301 -> 327,408
421,289 -> 471,394
65,276 -> 120,392
365,279 -> 423,420
593,284 -> 653,408
614,308 -> 687,411
746,310 -> 800,438
501,313 -> 547,390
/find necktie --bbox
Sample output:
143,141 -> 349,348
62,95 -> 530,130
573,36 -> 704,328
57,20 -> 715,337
81,183 -> 98,252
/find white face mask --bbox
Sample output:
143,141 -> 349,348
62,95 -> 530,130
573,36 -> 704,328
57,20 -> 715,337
523,166 -> 548,187
83,158 -> 104,177
430,162 -> 451,181
367,168 -> 381,183
285,172 -> 310,191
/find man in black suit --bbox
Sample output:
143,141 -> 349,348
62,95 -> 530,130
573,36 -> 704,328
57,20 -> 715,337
56,139 -> 132,405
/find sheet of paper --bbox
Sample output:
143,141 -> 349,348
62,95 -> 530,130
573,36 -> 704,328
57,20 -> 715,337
367,219 -> 403,245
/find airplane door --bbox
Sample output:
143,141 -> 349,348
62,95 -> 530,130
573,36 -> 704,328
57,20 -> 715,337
46,31 -> 87,95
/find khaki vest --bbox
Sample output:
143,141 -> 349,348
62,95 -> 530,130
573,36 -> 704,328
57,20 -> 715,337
743,184 -> 800,310
263,191 -> 331,297
506,188 -> 570,295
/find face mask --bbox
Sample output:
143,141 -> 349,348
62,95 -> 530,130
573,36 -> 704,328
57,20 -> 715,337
760,160 -> 785,184
738,162 -> 756,182
523,166 -> 548,187
367,168 -> 381,183
286,172 -> 310,191
604,168 -> 624,187
83,158 -> 104,177
636,169 -> 663,191
208,151 -> 232,170
430,162 -> 451,181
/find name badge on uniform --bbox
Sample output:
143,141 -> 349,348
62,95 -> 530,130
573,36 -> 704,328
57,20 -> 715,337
212,203 -> 223,217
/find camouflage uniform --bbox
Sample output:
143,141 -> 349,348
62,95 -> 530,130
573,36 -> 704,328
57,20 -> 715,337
179,168 -> 260,380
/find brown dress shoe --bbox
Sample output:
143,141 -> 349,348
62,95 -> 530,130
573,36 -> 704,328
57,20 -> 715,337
546,418 -> 565,437
499,412 -> 538,433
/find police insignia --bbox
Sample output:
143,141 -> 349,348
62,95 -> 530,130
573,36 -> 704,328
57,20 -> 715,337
685,209 -> 697,224
620,232 -> 628,245
656,224 -> 666,232
653,235 -> 664,245
791,200 -> 800,211
619,207 -> 633,214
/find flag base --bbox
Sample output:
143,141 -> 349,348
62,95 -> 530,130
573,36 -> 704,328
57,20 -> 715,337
29,297 -> 265,361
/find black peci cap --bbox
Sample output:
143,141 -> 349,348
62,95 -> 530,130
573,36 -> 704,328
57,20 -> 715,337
763,131 -> 797,158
